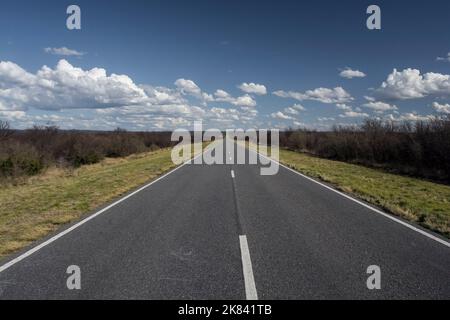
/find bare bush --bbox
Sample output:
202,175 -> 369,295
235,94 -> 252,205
0,120 -> 12,141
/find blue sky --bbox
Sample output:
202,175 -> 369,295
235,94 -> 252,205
1,0 -> 450,130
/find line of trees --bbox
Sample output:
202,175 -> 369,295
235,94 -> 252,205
279,117 -> 450,183
2,116 -> 450,183
0,120 -> 174,179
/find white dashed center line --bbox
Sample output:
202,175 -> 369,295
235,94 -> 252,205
239,235 -> 258,300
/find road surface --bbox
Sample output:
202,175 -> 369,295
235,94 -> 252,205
0,141 -> 449,299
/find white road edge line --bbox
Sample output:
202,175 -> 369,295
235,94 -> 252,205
231,170 -> 235,178
254,150 -> 450,248
239,235 -> 258,300
0,153 -> 204,273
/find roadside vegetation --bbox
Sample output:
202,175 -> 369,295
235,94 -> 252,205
279,117 -> 450,184
0,120 -> 175,182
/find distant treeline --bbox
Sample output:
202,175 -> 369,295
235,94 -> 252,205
0,120 -> 174,178
2,117 -> 450,182
279,117 -> 450,183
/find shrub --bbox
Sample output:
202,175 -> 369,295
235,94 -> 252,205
0,142 -> 44,177
0,157 -> 13,176
66,136 -> 105,167
104,132 -> 147,158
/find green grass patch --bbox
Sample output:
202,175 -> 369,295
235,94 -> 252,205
278,148 -> 450,238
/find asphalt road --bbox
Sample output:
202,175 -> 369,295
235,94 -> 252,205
0,141 -> 449,299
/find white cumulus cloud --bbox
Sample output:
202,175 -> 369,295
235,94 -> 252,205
336,103 -> 352,111
44,47 -> 85,56
238,82 -> 267,95
432,101 -> 450,114
375,68 -> 450,100
271,111 -> 294,120
213,89 -> 256,107
436,53 -> 450,62
174,79 -> 217,105
339,111 -> 369,118
175,78 -> 202,96
389,112 -> 434,122
233,94 -> 257,107
362,101 -> 398,112
283,107 -> 299,115
283,104 -> 305,115
0,59 -> 149,110
339,68 -> 366,79
273,87 -> 353,104
291,103 -> 306,111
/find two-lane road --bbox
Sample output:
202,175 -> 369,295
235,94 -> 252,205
0,141 -> 449,299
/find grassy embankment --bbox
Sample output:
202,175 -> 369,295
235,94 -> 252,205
0,145 -> 201,259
